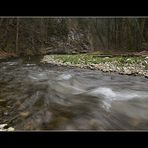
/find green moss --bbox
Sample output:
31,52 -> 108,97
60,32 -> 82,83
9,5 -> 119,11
52,54 -> 148,67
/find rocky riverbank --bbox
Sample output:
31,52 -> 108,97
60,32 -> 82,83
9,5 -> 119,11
41,54 -> 148,78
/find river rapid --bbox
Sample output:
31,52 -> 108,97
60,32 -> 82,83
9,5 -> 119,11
0,57 -> 148,130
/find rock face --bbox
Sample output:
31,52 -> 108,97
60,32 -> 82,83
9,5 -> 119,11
41,27 -> 91,55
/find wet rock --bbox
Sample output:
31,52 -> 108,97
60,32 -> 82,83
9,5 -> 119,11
7,127 -> 15,131
0,124 -> 15,131
0,124 -> 7,129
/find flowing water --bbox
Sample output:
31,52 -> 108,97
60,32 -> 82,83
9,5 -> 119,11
0,57 -> 148,130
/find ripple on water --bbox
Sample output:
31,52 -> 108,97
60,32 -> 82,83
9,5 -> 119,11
0,59 -> 148,130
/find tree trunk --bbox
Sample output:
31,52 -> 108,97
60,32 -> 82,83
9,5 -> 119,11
16,17 -> 19,54
40,18 -> 44,50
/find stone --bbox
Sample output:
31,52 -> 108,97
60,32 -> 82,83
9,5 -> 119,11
7,127 -> 15,131
0,124 -> 7,129
0,124 -> 15,131
104,57 -> 110,59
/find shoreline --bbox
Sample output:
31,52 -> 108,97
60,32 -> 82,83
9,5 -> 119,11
41,55 -> 148,78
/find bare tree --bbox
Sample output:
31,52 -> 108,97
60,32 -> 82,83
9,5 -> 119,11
16,17 -> 19,54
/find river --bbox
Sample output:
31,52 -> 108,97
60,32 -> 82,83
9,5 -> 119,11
0,57 -> 148,130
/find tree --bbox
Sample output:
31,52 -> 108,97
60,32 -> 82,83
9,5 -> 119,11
16,17 -> 19,54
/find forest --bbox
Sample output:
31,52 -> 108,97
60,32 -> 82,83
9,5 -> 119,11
0,18 -> 148,56
0,17 -> 148,131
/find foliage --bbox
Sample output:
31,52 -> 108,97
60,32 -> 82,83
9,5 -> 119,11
53,54 -> 148,66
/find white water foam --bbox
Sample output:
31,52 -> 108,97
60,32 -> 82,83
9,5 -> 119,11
54,82 -> 85,95
28,72 -> 48,81
57,74 -> 73,80
88,87 -> 148,111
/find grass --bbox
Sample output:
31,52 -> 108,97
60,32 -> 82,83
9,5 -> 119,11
52,54 -> 148,66
42,53 -> 148,76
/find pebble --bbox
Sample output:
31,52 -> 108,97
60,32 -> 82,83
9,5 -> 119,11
41,55 -> 148,78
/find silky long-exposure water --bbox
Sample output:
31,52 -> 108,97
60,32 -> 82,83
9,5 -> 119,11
0,58 -> 148,130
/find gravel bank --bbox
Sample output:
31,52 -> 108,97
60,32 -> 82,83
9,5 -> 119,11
41,55 -> 148,78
